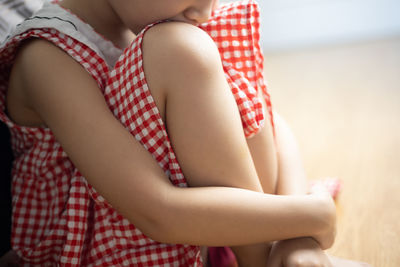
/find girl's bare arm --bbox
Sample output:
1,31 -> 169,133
8,36 -> 335,248
141,22 -> 328,266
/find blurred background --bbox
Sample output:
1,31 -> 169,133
254,0 -> 400,266
258,0 -> 400,51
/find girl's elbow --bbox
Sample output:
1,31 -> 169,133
141,221 -> 180,244
129,195 -> 183,244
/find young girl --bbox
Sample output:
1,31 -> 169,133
0,0 -> 368,266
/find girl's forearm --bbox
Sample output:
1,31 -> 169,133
145,185 -> 335,249
21,38 -> 334,256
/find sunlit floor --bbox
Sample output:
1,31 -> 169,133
263,36 -> 400,267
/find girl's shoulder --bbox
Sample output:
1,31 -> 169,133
1,1 -> 122,68
130,0 -> 262,62
6,37 -> 102,127
0,27 -> 108,128
132,0 -> 262,48
0,1 -> 114,128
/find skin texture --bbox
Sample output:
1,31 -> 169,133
7,28 -> 336,249
141,22 -> 337,266
143,22 -> 274,266
268,238 -> 333,267
2,0 -> 366,266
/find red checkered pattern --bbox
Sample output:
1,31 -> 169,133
0,0 -> 273,266
200,0 -> 274,136
0,27 -> 111,266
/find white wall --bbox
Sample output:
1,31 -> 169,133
257,0 -> 400,51
220,0 -> 400,51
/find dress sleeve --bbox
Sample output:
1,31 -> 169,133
199,0 -> 274,138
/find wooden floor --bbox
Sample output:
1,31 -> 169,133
263,37 -> 400,267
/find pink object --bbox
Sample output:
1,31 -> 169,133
208,247 -> 238,267
309,177 -> 342,200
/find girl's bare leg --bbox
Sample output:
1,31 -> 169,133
142,21 -> 366,267
272,114 -> 372,267
267,237 -> 372,267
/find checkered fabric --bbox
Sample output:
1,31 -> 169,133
0,0 -> 273,266
199,0 -> 274,137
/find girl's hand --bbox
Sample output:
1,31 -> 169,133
267,237 -> 333,267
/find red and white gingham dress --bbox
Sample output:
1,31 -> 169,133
0,0 -> 273,266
